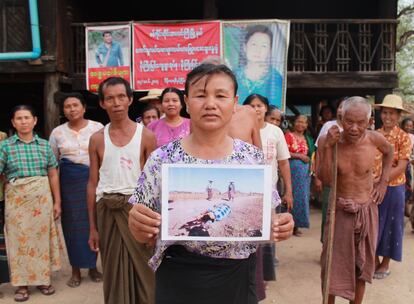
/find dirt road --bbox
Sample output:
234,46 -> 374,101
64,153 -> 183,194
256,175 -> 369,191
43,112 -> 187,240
0,208 -> 412,303
263,209 -> 414,304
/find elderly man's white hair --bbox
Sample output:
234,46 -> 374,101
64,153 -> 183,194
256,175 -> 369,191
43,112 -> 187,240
342,96 -> 372,120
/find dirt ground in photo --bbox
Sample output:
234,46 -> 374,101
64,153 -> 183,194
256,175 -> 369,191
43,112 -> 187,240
168,193 -> 264,237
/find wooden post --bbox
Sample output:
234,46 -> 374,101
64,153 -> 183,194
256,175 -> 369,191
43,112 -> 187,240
44,73 -> 61,137
203,0 -> 218,18
322,144 -> 338,304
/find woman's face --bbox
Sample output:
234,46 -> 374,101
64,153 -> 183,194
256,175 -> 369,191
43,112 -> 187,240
162,92 -> 182,118
380,107 -> 400,129
185,73 -> 237,132
12,109 -> 37,135
293,115 -> 308,133
337,101 -> 345,121
403,120 -> 414,134
142,109 -> 159,126
266,109 -> 282,127
63,97 -> 86,122
245,32 -> 271,64
248,98 -> 267,122
321,108 -> 333,121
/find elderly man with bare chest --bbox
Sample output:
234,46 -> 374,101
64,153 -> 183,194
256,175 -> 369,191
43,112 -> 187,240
318,97 -> 393,304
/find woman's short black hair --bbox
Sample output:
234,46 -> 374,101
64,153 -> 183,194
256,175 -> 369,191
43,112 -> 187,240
245,25 -> 273,48
401,117 -> 413,129
185,63 -> 238,97
61,93 -> 86,108
319,105 -> 334,117
11,104 -> 36,119
161,87 -> 185,105
242,93 -> 270,110
142,104 -> 161,118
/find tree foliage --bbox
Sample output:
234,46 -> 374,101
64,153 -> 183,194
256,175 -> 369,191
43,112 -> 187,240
397,0 -> 414,101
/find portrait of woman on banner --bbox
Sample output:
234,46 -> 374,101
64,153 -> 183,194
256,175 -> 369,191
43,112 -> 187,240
224,23 -> 287,109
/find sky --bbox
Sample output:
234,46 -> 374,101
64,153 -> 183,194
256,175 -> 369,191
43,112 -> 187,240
168,166 -> 264,193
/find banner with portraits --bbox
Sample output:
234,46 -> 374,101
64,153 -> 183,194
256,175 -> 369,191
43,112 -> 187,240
222,20 -> 290,111
132,21 -> 221,91
85,25 -> 132,92
84,20 -> 289,111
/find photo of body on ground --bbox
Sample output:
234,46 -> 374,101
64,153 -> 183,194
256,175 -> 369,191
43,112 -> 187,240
161,164 -> 272,241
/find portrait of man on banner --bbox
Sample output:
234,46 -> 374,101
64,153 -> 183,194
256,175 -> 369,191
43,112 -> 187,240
87,27 -> 130,68
85,25 -> 131,92
223,21 -> 289,110
95,31 -> 124,67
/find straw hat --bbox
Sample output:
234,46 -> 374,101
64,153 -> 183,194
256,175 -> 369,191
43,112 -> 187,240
374,94 -> 410,113
139,89 -> 163,102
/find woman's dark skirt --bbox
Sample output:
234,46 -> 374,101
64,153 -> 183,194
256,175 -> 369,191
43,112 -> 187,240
156,245 -> 258,304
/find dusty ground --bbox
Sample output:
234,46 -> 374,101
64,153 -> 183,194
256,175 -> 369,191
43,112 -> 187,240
263,208 -> 414,304
0,207 -> 412,303
168,195 -> 263,237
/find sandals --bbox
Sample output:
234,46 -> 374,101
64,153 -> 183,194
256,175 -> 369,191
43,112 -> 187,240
88,269 -> 103,283
14,288 -> 29,302
67,276 -> 81,288
373,270 -> 391,279
36,285 -> 55,296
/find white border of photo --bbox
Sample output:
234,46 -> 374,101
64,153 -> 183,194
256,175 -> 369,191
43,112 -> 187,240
161,163 -> 273,242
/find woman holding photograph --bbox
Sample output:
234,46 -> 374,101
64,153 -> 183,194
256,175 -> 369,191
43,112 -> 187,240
128,63 -> 294,304
235,25 -> 283,106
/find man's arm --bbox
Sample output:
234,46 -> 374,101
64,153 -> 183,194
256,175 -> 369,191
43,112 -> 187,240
317,126 -> 340,186
245,106 -> 262,149
95,45 -> 103,66
278,159 -> 293,211
252,119 -> 262,149
87,133 -> 101,252
118,43 -> 124,66
371,132 -> 393,204
140,128 -> 157,170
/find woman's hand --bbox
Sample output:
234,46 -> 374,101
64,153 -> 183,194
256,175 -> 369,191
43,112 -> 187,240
129,204 -> 161,245
300,154 -> 310,163
271,213 -> 294,242
53,202 -> 61,220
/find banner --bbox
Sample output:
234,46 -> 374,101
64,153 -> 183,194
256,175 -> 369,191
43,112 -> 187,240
133,21 -> 221,90
86,25 -> 131,92
222,20 -> 290,111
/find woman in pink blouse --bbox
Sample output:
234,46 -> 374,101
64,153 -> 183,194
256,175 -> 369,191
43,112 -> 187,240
147,87 -> 190,147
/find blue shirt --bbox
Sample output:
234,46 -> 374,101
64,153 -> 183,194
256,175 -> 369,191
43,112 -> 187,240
95,41 -> 124,67
235,66 -> 283,108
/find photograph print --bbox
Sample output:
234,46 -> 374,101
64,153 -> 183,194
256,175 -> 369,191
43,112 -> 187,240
161,164 -> 272,241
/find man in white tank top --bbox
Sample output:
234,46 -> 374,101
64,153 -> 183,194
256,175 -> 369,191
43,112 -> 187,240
87,77 -> 157,304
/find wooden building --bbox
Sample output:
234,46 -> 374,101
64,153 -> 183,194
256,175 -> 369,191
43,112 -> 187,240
0,0 -> 398,135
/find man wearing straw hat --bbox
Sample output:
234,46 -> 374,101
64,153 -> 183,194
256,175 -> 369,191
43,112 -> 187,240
318,96 -> 393,304
139,89 -> 164,115
372,94 -> 412,280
